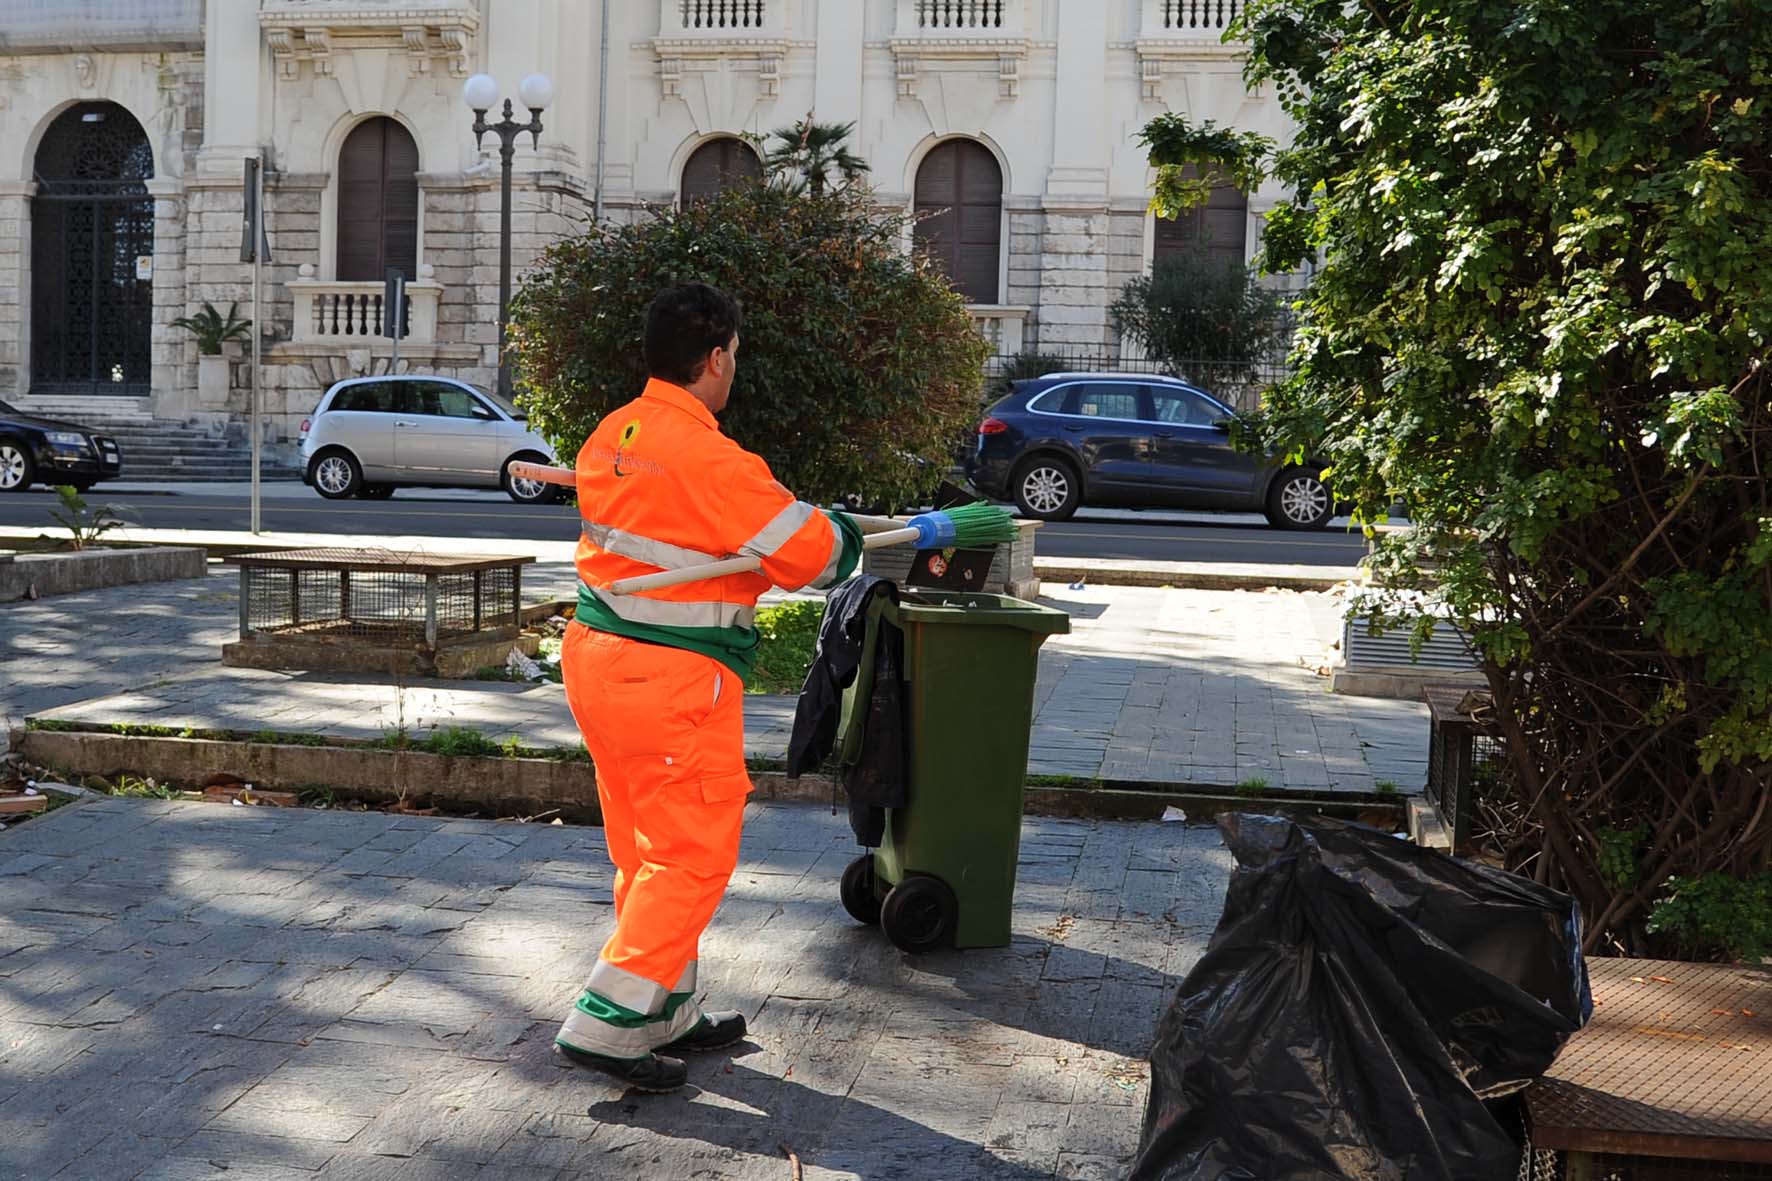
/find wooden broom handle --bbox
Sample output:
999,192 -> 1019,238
607,528 -> 921,594
508,459 -> 918,591
506,460 -> 906,535
507,460 -> 576,487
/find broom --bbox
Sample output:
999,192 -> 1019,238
607,502 -> 1019,594
505,462 -> 949,535
503,461 -> 1019,593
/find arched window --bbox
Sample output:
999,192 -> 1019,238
30,101 -> 155,395
1154,172 -> 1248,269
337,117 -> 419,281
913,139 -> 1002,304
680,137 -> 763,205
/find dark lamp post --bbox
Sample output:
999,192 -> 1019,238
463,71 -> 552,402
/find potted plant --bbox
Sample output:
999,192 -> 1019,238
172,302 -> 252,407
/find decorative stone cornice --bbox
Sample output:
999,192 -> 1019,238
1134,36 -> 1248,100
651,37 -> 797,100
259,3 -> 480,81
887,36 -> 1030,99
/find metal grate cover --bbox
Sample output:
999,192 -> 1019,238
1344,612 -> 1482,672
1528,958 -> 1772,1163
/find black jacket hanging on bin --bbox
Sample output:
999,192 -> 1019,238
786,576 -> 908,847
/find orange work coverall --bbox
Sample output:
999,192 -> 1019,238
555,377 -> 858,1060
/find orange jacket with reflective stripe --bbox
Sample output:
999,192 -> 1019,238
572,379 -> 855,676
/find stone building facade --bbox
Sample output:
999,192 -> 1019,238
0,0 -> 1293,471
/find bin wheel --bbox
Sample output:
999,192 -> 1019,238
880,874 -> 957,953
839,855 -> 883,925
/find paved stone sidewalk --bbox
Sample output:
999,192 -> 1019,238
7,570 -> 1427,794
0,796 -> 1232,1179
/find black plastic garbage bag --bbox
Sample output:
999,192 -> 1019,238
1131,814 -> 1592,1181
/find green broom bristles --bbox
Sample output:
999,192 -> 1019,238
942,501 -> 1020,547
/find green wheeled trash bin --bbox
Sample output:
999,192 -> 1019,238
837,590 -> 1070,952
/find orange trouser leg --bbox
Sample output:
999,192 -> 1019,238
559,626 -> 752,1024
560,641 -> 638,921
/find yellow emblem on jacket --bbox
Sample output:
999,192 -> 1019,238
614,419 -> 643,477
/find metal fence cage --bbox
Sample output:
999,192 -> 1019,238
1521,1151 -> 1772,1180
1423,685 -> 1504,855
243,566 -> 517,640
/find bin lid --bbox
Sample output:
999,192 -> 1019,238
895,590 -> 1071,636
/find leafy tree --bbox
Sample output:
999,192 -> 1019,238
507,183 -> 987,508
1160,0 -> 1772,957
760,118 -> 870,197
1109,251 -> 1290,378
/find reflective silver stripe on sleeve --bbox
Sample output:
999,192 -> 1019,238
583,582 -> 756,630
581,521 -> 722,570
808,525 -> 847,590
556,1007 -> 657,1059
586,958 -> 668,1016
738,500 -> 816,561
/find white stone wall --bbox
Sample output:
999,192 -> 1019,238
0,0 -> 1298,435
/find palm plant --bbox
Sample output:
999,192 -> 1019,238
761,118 -> 869,197
171,302 -> 252,355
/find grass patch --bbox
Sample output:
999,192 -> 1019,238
373,726 -> 528,759
748,600 -> 824,695
1026,774 -> 1106,790
1235,777 -> 1271,798
25,719 -> 81,732
110,775 -> 180,800
1374,779 -> 1401,796
247,729 -> 329,747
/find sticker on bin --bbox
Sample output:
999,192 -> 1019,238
907,546 -> 991,592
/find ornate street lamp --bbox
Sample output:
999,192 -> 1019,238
462,71 -> 553,402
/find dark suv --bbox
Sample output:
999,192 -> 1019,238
963,373 -> 1333,528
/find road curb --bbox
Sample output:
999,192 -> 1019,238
1034,557 -> 1362,592
17,725 -> 1406,827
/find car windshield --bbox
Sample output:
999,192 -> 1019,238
471,384 -> 525,420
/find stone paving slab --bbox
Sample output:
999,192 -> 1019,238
0,795 -> 1233,1180
9,571 -> 1427,794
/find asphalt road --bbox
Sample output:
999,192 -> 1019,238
0,483 -> 1375,567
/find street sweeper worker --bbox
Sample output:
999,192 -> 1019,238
553,281 -> 865,1091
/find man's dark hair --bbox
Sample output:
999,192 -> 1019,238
644,282 -> 741,386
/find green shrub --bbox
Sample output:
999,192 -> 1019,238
1108,252 -> 1289,379
1170,0 -> 1772,953
1648,872 -> 1772,962
983,352 -> 1075,407
749,600 -> 825,695
508,183 -> 989,509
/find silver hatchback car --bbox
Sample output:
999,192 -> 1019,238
300,375 -> 559,503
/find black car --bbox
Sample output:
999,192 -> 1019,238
963,373 -> 1334,529
0,399 -> 123,493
